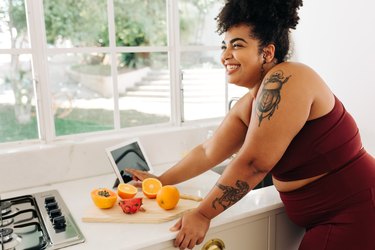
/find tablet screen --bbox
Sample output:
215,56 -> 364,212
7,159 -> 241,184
106,139 -> 153,184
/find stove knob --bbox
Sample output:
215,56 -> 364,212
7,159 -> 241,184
45,196 -> 56,204
53,215 -> 66,229
49,208 -> 62,219
45,201 -> 58,211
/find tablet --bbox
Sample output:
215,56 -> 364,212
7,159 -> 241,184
106,138 -> 153,184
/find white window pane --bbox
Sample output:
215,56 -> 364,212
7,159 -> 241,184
0,0 -> 30,49
43,0 -> 108,48
114,0 -> 167,46
179,0 -> 223,46
0,54 -> 38,142
117,52 -> 170,128
48,53 -> 115,136
181,51 -> 226,121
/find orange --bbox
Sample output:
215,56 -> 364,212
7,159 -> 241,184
91,188 -> 117,209
156,185 -> 180,210
117,183 -> 138,199
142,178 -> 162,199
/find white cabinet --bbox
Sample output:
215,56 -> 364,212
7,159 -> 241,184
274,210 -> 305,250
139,208 -> 304,250
197,216 -> 269,250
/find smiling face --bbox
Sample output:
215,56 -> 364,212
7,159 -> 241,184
221,24 -> 264,89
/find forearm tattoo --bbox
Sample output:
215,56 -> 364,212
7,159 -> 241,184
256,70 -> 291,126
212,180 -> 250,210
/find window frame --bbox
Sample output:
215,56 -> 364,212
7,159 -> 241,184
0,0 -> 226,149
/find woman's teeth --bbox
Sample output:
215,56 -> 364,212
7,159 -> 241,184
227,65 -> 240,70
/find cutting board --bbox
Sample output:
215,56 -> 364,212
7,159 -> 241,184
82,193 -> 201,224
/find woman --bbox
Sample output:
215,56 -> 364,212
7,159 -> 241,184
126,0 -> 375,249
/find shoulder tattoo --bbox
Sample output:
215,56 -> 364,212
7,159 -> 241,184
212,180 -> 250,210
256,70 -> 291,126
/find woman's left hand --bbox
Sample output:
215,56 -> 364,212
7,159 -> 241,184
170,209 -> 211,249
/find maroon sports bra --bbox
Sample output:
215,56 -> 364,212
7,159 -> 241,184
271,95 -> 363,181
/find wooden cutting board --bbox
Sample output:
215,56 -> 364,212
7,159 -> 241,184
82,193 -> 201,224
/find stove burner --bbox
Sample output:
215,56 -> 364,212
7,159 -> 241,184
0,201 -> 11,215
0,228 -> 13,243
1,190 -> 85,249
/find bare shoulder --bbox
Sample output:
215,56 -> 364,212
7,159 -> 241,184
256,62 -> 317,113
272,61 -> 318,73
269,62 -> 324,82
258,61 -> 331,114
263,62 -> 333,120
269,62 -> 328,89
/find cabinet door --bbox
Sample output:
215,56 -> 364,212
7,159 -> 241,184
142,217 -> 270,250
199,217 -> 269,250
139,210 -> 305,250
274,211 -> 304,250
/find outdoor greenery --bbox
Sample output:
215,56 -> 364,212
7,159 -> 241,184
0,105 -> 38,142
44,0 -> 108,47
0,0 -> 219,143
44,0 -> 167,68
0,104 -> 169,143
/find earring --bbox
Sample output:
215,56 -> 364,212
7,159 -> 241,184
260,53 -> 266,77
262,52 -> 268,63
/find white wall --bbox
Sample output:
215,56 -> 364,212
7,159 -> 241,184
292,0 -> 375,154
0,125 -> 214,193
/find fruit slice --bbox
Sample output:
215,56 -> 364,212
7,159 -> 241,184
142,178 -> 162,199
156,185 -> 180,210
117,183 -> 138,199
91,188 -> 117,209
119,198 -> 144,214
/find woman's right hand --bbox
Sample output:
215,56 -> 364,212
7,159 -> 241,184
124,168 -> 159,184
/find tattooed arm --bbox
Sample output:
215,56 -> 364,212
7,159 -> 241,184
212,180 -> 250,210
191,70 -> 295,216
170,63 -> 330,249
193,154 -> 270,219
256,70 -> 291,126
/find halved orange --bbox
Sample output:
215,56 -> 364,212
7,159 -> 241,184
156,185 -> 180,210
117,183 -> 138,199
142,178 -> 162,199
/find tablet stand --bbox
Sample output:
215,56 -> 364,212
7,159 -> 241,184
113,174 -> 133,189
113,178 -> 120,189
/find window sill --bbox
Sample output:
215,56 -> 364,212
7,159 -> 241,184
0,119 -> 221,192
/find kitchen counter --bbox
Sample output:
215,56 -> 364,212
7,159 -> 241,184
1,164 -> 286,250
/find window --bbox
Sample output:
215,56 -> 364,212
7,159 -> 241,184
179,0 -> 226,121
0,0 -> 230,145
0,0 -> 38,142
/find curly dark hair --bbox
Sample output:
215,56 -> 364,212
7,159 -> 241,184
216,0 -> 303,63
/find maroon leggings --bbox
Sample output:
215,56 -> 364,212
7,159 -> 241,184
279,151 -> 375,250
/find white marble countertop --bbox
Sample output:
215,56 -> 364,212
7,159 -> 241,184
1,165 -> 283,250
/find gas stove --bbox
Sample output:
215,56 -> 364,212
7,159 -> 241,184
0,190 -> 84,250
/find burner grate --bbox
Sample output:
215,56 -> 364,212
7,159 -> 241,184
1,190 -> 84,249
